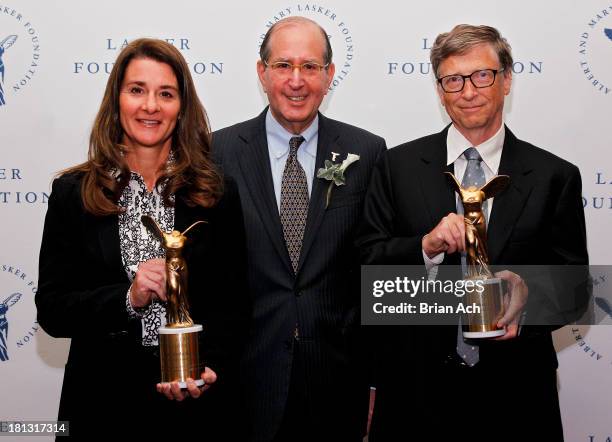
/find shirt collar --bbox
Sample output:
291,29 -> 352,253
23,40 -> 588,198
109,149 -> 175,186
446,123 -> 505,174
266,109 -> 318,160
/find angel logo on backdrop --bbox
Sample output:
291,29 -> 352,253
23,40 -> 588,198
578,7 -> 612,96
259,4 -> 354,91
73,38 -> 224,77
0,293 -> 22,361
0,265 -> 39,364
0,35 -> 18,105
387,37 -> 543,78
0,6 -> 41,107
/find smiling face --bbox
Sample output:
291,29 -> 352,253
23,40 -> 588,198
437,43 -> 511,146
257,21 -> 335,134
119,57 -> 181,153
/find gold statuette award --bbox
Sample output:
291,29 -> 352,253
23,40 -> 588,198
142,215 -> 206,388
446,172 -> 510,338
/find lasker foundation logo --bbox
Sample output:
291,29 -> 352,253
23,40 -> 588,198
387,37 -> 543,77
572,269 -> 612,442
578,6 -> 612,96
569,271 -> 611,368
73,37 -> 224,76
566,270 -> 612,442
582,171 -> 612,210
0,167 -> 49,205
0,5 -> 41,106
259,4 -> 354,91
0,264 -> 38,363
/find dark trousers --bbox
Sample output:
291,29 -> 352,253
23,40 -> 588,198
274,340 -> 364,442
370,357 -> 563,442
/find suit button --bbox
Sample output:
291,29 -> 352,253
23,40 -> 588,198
295,291 -> 303,297
293,325 -> 300,341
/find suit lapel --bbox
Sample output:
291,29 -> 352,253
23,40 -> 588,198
297,114 -> 344,273
487,127 -> 533,264
97,195 -> 195,279
236,110 -> 294,274
97,214 -> 126,278
418,127 -> 457,230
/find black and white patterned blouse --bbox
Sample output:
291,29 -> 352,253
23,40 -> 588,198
120,171 -> 174,347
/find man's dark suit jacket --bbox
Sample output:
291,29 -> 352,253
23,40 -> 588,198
212,109 -> 386,441
36,173 -> 249,439
357,126 -> 589,442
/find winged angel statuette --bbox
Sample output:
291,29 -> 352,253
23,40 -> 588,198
445,172 -> 509,279
141,215 -> 206,327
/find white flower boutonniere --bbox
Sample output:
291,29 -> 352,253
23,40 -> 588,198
316,152 -> 360,208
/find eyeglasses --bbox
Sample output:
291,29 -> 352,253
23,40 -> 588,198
437,69 -> 505,93
264,60 -> 329,77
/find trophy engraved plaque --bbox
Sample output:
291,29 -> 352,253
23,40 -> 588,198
445,172 -> 510,338
142,215 -> 206,388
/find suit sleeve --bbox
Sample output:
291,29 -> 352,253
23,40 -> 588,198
36,177 -> 131,338
357,149 -> 425,265
550,165 -> 589,266
528,164 -> 591,329
558,166 -> 591,322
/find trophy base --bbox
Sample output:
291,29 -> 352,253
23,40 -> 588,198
176,379 -> 205,389
462,277 -> 506,339
158,324 -> 203,388
463,329 -> 506,339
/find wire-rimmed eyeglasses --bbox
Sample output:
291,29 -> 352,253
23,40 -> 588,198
263,60 -> 330,77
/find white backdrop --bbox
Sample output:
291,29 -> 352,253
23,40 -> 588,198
1,1 -> 611,440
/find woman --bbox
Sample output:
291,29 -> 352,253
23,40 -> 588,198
36,39 -> 248,438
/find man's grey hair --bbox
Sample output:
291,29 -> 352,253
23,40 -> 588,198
430,24 -> 513,77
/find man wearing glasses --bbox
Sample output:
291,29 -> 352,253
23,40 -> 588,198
213,16 -> 386,442
358,25 -> 587,441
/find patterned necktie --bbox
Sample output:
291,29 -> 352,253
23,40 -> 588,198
280,136 -> 309,273
459,147 -> 488,220
456,147 -> 487,366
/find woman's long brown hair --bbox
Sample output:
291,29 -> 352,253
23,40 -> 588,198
62,38 -> 223,215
